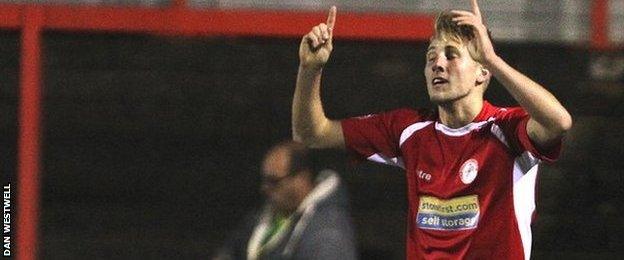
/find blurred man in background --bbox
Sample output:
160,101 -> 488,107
292,1 -> 572,259
214,141 -> 357,260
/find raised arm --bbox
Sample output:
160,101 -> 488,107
452,0 -> 572,149
292,6 -> 345,149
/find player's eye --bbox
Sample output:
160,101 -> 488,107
426,54 -> 436,63
445,51 -> 457,60
444,46 -> 459,60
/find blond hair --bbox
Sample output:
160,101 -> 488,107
432,11 -> 486,63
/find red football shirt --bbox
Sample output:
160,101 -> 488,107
341,101 -> 561,260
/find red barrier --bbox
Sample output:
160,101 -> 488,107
591,0 -> 609,50
0,4 -> 434,40
17,6 -> 43,260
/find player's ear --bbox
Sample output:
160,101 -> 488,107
476,66 -> 490,85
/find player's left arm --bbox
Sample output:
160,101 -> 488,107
452,0 -> 572,149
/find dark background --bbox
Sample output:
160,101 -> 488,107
1,32 -> 623,258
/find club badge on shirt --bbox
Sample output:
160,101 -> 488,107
460,159 -> 479,185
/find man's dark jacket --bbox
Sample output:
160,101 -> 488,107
215,171 -> 358,260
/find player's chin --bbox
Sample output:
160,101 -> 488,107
428,93 -> 448,104
427,86 -> 445,98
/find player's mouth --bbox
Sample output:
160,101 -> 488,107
432,77 -> 448,86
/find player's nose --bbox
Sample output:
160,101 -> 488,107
431,56 -> 446,73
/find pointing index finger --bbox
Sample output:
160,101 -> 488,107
471,0 -> 482,18
326,6 -> 337,29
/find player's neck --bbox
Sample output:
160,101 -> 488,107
437,98 -> 484,128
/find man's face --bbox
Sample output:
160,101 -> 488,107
424,39 -> 482,104
261,148 -> 303,214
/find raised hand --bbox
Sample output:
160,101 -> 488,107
450,0 -> 496,64
299,6 -> 337,69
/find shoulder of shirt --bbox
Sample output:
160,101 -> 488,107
487,103 -> 528,121
383,107 -> 435,122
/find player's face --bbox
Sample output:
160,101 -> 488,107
424,39 -> 482,104
261,148 -> 302,214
